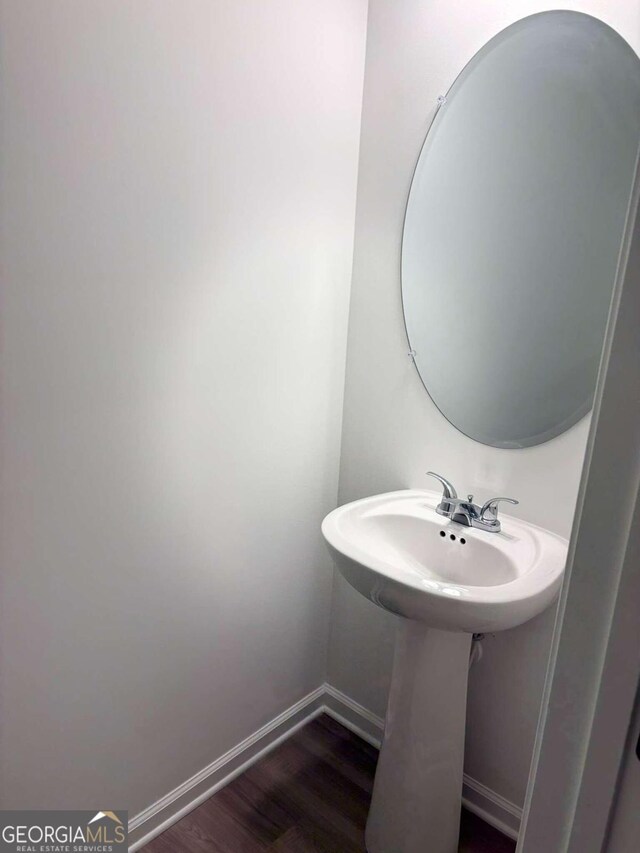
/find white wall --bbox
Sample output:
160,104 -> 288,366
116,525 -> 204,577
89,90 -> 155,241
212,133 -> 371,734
329,0 -> 640,809
0,0 -> 367,815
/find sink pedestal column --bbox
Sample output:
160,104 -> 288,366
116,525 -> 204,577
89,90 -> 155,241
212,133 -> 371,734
365,620 -> 472,853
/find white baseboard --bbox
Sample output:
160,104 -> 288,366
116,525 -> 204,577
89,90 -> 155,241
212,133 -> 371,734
128,686 -> 325,851
322,683 -> 385,747
128,683 -> 522,850
461,775 -> 522,841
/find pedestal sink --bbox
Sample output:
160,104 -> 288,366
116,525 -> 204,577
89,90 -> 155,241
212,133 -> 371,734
321,489 -> 567,853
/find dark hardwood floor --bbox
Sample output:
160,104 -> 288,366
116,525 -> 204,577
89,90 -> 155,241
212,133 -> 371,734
142,714 -> 516,853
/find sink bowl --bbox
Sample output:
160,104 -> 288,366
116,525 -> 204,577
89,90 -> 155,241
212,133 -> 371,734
322,488 -> 568,853
322,489 -> 567,633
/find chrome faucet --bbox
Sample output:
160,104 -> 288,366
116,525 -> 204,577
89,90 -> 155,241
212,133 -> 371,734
426,472 -> 518,533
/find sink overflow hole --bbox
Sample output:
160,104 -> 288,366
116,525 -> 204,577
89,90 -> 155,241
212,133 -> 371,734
440,531 -> 466,545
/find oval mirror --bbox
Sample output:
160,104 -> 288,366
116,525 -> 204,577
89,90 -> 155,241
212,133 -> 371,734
402,11 -> 640,448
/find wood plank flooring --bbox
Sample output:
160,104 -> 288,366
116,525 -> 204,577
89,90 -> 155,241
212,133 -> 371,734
142,714 -> 516,853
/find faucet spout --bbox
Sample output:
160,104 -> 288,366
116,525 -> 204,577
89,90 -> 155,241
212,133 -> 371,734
441,497 -> 479,528
427,471 -> 518,533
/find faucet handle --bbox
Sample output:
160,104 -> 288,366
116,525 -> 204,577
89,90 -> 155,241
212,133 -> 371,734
426,472 -> 458,499
480,497 -> 519,525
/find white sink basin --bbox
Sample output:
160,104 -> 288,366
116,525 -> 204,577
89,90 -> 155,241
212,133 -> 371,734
322,489 -> 567,633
